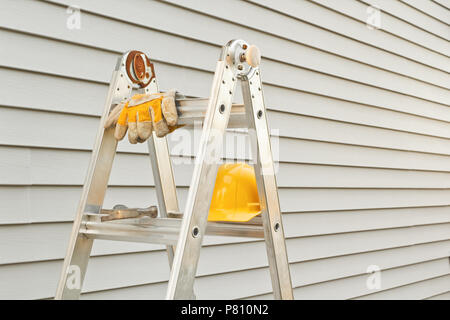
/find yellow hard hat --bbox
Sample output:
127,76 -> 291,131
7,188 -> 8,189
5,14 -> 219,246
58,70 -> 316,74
208,163 -> 261,222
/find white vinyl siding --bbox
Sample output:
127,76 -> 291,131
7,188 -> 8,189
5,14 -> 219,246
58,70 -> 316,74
0,0 -> 449,299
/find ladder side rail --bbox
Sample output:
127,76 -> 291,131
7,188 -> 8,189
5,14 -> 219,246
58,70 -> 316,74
55,59 -> 132,299
144,79 -> 181,266
241,71 -> 294,300
166,60 -> 237,299
148,134 -> 179,264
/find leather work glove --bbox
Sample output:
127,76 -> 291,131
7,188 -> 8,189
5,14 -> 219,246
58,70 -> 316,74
105,90 -> 178,144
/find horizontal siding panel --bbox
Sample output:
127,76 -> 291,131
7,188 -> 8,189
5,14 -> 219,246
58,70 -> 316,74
0,68 -> 105,116
107,188 -> 450,214
2,186 -> 450,224
0,224 -> 263,265
361,0 -> 450,40
356,274 -> 450,299
3,67 -> 450,140
2,27 -> 449,120
162,0 -> 450,96
283,207 -> 450,236
0,67 -> 199,117
310,0 -> 450,55
1,205 -> 450,264
162,0 -> 450,87
263,60 -> 450,116
82,282 -> 168,300
1,219 -> 449,265
0,254 -> 167,299
0,223 -> 162,265
426,290 -> 450,300
432,0 -> 450,11
3,0 -> 450,106
0,255 -> 271,300
270,111 -> 450,155
286,223 -> 450,262
2,147 -> 450,189
247,258 -> 450,299
277,139 -> 450,172
5,138 -> 450,179
254,85 -> 450,139
0,18 -> 214,87
2,107 -> 450,157
251,0 -> 450,75
82,241 -> 450,299
31,0 -> 448,89
289,242 -> 450,289
2,239 -> 449,300
252,0 -> 449,72
2,127 -> 450,175
2,152 -> 450,224
0,186 -> 169,224
43,157 -> 450,188
401,0 -> 450,24
65,0 -> 450,88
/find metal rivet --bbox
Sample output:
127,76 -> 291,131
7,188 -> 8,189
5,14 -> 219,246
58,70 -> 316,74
252,94 -> 255,99
229,90 -> 232,95
237,65 -> 243,70
258,87 -> 261,91
232,77 -> 235,82
117,88 -> 120,91
274,223 -> 280,232
192,226 -> 200,238
219,104 -> 225,114
250,81 -> 253,85
222,80 -> 226,84
257,110 -> 263,119
226,65 -> 229,69
256,71 -> 259,75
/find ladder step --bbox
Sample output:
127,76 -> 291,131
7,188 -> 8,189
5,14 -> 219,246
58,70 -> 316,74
206,220 -> 264,238
177,99 -> 247,128
81,220 -> 179,245
80,217 -> 263,245
100,205 -> 158,221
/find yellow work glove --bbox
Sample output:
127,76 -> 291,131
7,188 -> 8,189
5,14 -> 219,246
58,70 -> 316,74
105,90 -> 178,144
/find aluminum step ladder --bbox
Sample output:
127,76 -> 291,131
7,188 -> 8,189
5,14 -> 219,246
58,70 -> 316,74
55,39 -> 293,300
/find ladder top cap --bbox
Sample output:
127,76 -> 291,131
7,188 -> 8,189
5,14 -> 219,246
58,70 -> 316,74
223,39 -> 260,78
245,45 -> 261,68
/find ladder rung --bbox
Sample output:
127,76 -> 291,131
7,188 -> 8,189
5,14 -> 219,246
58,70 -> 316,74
177,99 -> 247,128
100,205 -> 158,221
168,212 -> 262,226
80,218 -> 263,245
81,220 -> 180,245
206,221 -> 264,238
